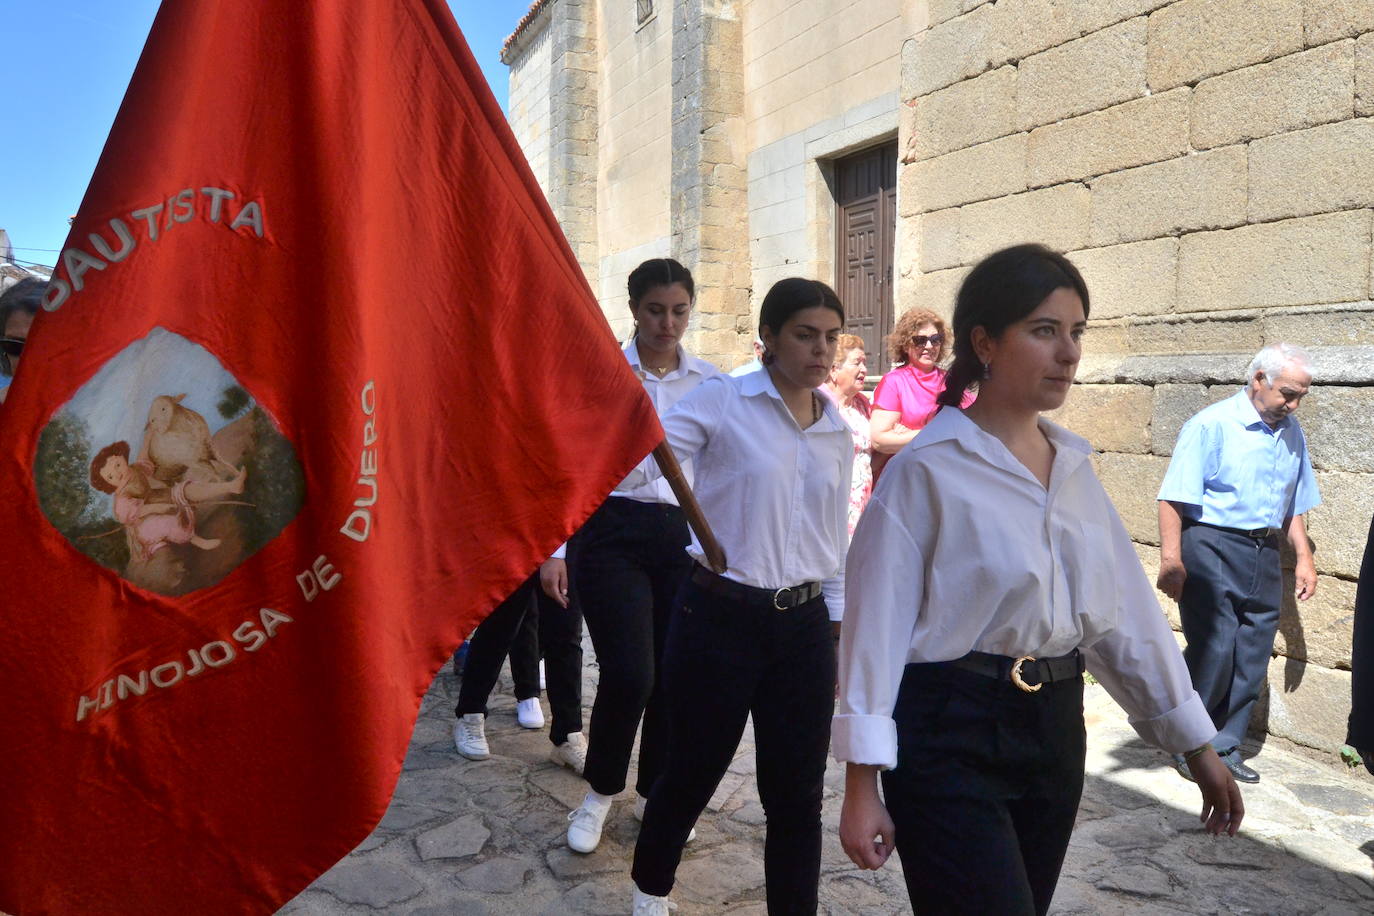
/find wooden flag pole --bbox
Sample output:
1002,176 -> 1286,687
651,440 -> 727,574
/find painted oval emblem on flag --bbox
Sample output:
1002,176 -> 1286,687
34,327 -> 304,596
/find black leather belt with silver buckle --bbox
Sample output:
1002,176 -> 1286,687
689,565 -> 822,611
947,650 -> 1086,693
1192,521 -> 1280,540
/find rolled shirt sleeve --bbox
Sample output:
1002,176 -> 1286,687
832,494 -> 922,769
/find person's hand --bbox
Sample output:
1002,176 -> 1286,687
1187,748 -> 1244,836
839,766 -> 896,869
1294,556 -> 1316,601
1156,558 -> 1187,601
539,558 -> 569,608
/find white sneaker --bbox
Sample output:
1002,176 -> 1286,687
632,887 -> 678,915
566,793 -> 612,854
549,732 -> 588,774
453,713 -> 489,760
516,697 -> 545,729
633,795 -> 696,843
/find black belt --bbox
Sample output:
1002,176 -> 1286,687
947,650 -> 1085,693
1190,520 -> 1280,540
689,564 -> 822,611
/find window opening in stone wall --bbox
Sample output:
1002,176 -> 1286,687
637,0 -> 654,25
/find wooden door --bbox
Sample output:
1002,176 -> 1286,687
834,143 -> 897,374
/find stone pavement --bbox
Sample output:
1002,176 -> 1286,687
283,643 -> 1374,915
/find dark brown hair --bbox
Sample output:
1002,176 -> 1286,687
938,244 -> 1091,408
90,441 -> 131,493
627,257 -> 694,303
0,277 -> 44,330
759,278 -> 845,364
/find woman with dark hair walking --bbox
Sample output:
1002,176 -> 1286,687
834,244 -> 1243,915
627,278 -> 852,915
562,258 -> 721,853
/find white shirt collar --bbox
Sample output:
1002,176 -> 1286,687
737,364 -> 777,399
739,366 -> 848,434
911,406 -> 1093,486
624,338 -> 711,381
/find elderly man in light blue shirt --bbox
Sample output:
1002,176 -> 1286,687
728,336 -> 764,377
1156,343 -> 1320,784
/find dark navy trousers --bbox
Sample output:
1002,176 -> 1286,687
882,663 -> 1086,916
1178,522 -> 1283,752
632,578 -> 835,913
570,496 -> 693,798
455,572 -> 585,746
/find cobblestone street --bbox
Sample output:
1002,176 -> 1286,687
284,638 -> 1374,915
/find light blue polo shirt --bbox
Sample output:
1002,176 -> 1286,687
1157,388 -> 1320,530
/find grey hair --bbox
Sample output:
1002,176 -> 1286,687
1247,343 -> 1313,386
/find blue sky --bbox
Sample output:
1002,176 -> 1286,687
0,1 -> 534,269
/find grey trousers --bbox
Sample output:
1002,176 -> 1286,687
1178,523 -> 1282,751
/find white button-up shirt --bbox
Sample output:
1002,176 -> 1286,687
833,407 -> 1216,769
614,339 -> 721,506
624,369 -> 853,620
553,340 -> 718,560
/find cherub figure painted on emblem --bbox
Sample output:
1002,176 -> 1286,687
89,440 -> 247,561
34,327 -> 305,596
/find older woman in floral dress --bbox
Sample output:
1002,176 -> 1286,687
821,333 -> 872,535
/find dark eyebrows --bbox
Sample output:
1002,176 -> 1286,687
1027,317 -> 1088,329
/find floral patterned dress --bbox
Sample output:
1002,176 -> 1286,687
822,387 -> 873,536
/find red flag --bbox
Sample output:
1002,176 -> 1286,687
0,2 -> 659,912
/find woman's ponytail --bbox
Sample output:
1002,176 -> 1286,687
937,353 -> 980,408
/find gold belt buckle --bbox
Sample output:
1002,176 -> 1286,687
1010,655 -> 1042,693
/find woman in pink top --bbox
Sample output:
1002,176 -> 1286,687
870,309 -> 974,470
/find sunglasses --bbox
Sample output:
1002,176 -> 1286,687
0,337 -> 21,374
911,334 -> 943,349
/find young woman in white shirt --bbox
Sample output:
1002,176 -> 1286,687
559,258 -> 721,854
833,244 -> 1243,915
627,278 -> 852,916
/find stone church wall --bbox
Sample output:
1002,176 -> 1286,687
900,0 -> 1374,752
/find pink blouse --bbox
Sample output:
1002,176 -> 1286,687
871,364 -> 975,431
